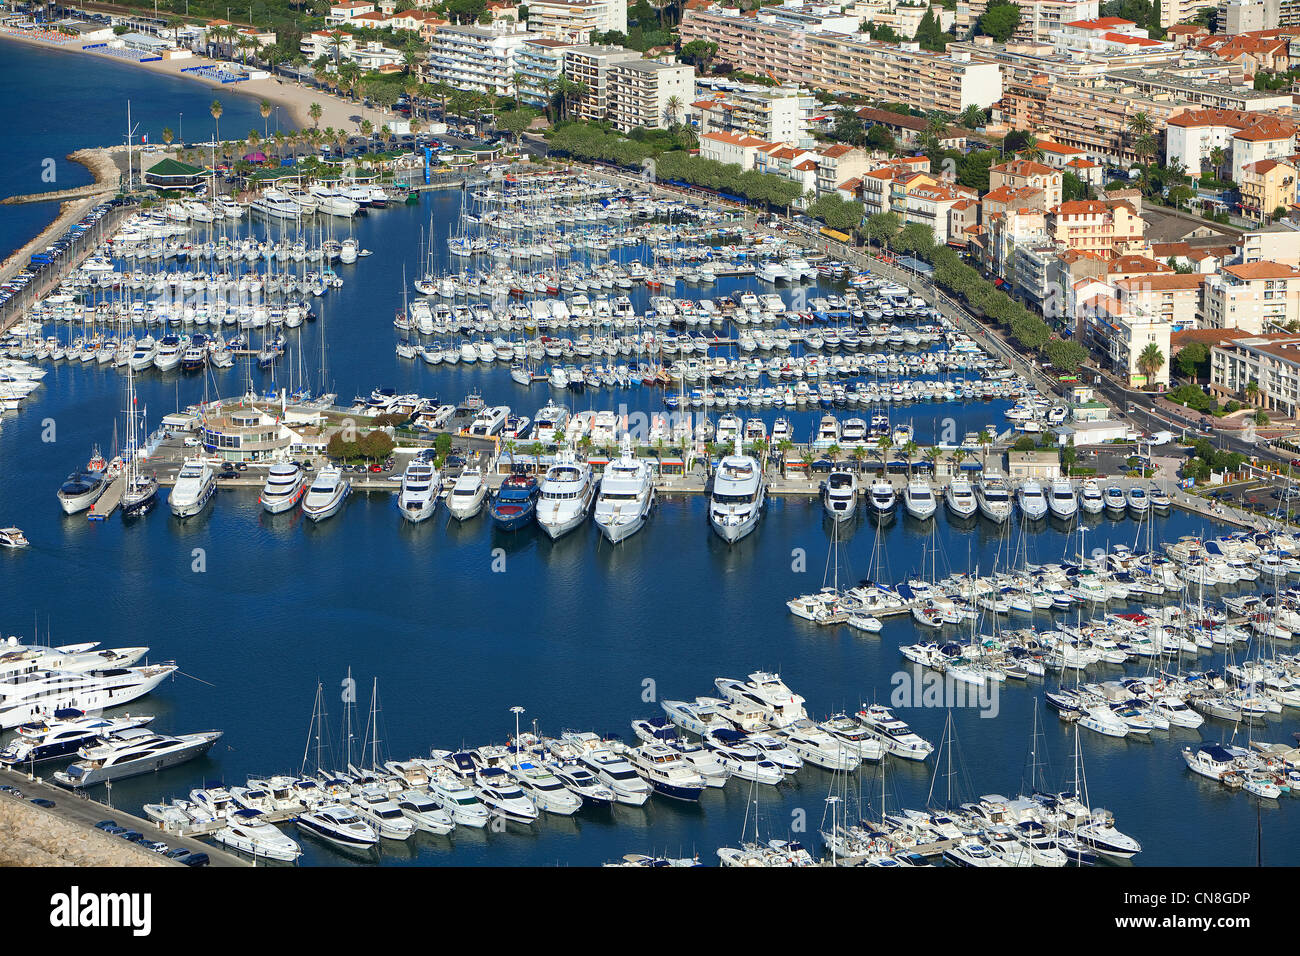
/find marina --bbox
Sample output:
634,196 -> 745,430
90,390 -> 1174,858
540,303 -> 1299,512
1,142 -> 1297,868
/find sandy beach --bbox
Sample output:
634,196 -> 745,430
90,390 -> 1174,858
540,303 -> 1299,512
0,27 -> 379,135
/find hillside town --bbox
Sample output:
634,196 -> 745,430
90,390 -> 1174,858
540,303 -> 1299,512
6,0 -> 1300,411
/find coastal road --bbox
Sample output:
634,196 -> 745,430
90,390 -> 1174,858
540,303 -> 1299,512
0,766 -> 250,867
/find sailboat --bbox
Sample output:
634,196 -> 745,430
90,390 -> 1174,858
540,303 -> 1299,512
120,361 -> 158,518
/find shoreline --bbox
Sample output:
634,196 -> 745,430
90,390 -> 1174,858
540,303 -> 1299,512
0,28 -> 364,134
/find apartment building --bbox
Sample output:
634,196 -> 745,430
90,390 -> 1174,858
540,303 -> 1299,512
807,38 -> 1003,113
679,7 -> 1002,112
906,182 -> 979,245
1231,117 -> 1299,182
327,0 -> 375,23
1046,199 -> 1145,256
561,44 -> 642,123
607,59 -> 694,132
815,144 -> 872,198
698,130 -> 773,168
1113,273 -> 1207,331
425,24 -> 537,94
1210,333 -> 1300,415
1082,307 -> 1173,387
1240,223 -> 1300,267
388,10 -> 445,41
1052,16 -> 1174,57
1202,261 -> 1300,334
526,0 -> 627,43
1239,158 -> 1298,221
852,156 -> 933,215
989,159 -> 1063,210
690,85 -> 816,147
514,37 -> 575,107
1012,0 -> 1100,42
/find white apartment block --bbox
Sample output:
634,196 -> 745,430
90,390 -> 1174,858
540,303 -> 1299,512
562,44 -> 642,124
426,24 -> 538,95
690,84 -> 817,147
526,0 -> 627,42
1202,261 -> 1300,335
1211,333 -> 1300,415
608,59 -> 694,132
515,37 -> 574,106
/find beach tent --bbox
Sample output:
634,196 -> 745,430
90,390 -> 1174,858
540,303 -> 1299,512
243,151 -> 268,163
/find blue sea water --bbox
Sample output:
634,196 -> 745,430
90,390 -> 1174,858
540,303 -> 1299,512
0,45 -> 1294,867
0,36 -> 269,264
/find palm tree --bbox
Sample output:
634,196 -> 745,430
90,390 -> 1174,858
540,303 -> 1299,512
529,441 -> 544,474
210,98 -> 224,150
901,439 -> 918,476
259,98 -> 272,139
161,126 -> 174,148
1208,146 -> 1226,181
876,435 -> 892,474
1136,341 -> 1164,387
1019,134 -> 1044,161
827,442 -> 842,464
1127,112 -> 1153,138
924,446 -> 942,476
308,102 -> 322,129
664,94 -> 684,128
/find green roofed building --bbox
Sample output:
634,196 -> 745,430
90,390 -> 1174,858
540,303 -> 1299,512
143,158 -> 206,191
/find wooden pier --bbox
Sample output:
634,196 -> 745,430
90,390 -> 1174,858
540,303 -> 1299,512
86,474 -> 122,521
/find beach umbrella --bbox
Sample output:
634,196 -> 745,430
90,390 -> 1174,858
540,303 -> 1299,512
243,151 -> 267,163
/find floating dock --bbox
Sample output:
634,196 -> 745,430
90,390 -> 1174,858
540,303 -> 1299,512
86,474 -> 121,521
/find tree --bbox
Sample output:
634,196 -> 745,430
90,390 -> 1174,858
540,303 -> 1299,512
914,9 -> 949,51
976,2 -> 1022,42
161,127 -> 174,147
210,99 -> 224,147
1137,341 -> 1164,387
496,108 -> 534,143
260,98 -> 273,139
862,211 -> 901,251
865,124 -> 895,154
309,102 -> 323,129
807,193 -> 865,233
664,95 -> 684,127
959,104 -> 985,130
680,39 -> 719,72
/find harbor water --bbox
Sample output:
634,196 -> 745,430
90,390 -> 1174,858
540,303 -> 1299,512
0,48 -> 1294,866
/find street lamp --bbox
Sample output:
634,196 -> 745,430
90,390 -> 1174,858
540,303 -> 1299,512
510,705 -> 524,751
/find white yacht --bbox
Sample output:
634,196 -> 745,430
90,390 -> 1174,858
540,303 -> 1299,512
0,662 -> 176,731
714,671 -> 808,728
52,727 -> 222,787
352,785 -> 416,840
446,466 -> 488,520
709,436 -> 766,543
822,469 -> 858,522
868,478 -> 896,515
576,745 -> 652,806
395,789 -> 455,834
593,435 -> 655,543
1127,485 -> 1150,518
296,804 -> 379,850
426,769 -> 490,828
903,477 -> 936,520
251,188 -> 302,220
855,704 -> 934,761
56,471 -> 107,515
260,462 -> 307,514
625,743 -> 707,801
302,464 -> 351,522
0,711 -> 155,766
152,336 -> 183,371
1079,478 -> 1105,514
213,808 -> 303,862
505,760 -> 582,815
976,476 -> 1013,523
536,448 -> 596,538
473,767 -> 539,824
945,476 -> 978,518
1047,477 -> 1078,520
397,459 -> 440,523
1103,484 -> 1127,515
168,458 -> 217,518
1017,480 -> 1048,521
